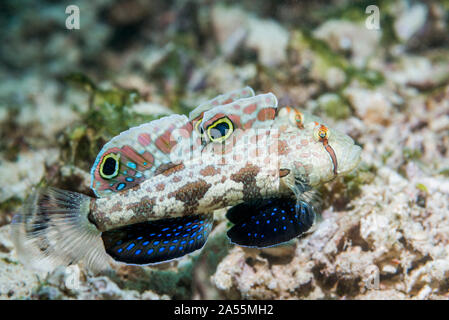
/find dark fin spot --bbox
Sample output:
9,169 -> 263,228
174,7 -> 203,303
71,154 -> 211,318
226,198 -> 315,248
102,157 -> 117,176
102,213 -> 213,264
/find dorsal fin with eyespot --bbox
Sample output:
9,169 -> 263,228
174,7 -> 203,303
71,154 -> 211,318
199,93 -> 278,144
90,114 -> 196,197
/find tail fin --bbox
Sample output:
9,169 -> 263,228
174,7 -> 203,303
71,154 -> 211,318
10,188 -> 109,272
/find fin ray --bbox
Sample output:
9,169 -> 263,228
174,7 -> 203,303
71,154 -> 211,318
11,188 -> 109,272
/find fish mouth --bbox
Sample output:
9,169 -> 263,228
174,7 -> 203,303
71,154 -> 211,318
337,144 -> 362,175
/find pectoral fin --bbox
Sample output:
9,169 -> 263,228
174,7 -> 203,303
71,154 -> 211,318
226,198 -> 315,248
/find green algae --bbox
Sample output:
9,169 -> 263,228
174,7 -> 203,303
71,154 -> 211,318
316,93 -> 352,120
62,73 -> 160,171
403,148 -> 423,161
290,30 -> 384,89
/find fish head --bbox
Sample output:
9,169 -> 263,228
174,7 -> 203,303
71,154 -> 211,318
278,110 -> 362,187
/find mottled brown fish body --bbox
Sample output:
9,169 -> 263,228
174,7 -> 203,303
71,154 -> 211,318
90,162 -> 285,232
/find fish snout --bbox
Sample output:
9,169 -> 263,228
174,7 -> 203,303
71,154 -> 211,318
337,143 -> 362,175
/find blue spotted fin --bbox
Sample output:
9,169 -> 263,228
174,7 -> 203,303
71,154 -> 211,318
226,198 -> 315,248
90,114 -> 196,197
102,214 -> 213,265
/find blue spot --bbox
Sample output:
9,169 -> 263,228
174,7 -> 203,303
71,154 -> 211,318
190,232 -> 197,238
197,235 -> 202,240
143,162 -> 147,166
273,208 -> 278,211
290,220 -> 294,223
135,249 -> 142,255
173,240 -> 178,243
143,241 -> 149,246
283,226 -> 287,230
267,220 -> 270,224
274,228 -> 277,232
281,210 -> 285,213
154,241 -> 160,245
179,246 -> 183,251
271,212 -> 275,216
137,236 -> 143,240
183,234 -> 188,238
147,249 -> 154,254
135,172 -> 143,178
117,248 -> 123,253
199,226 -> 204,231
150,233 -> 156,236
159,247 -> 165,252
175,232 -> 180,236
254,233 -> 257,237
248,233 -> 251,236
123,171 -> 127,175
178,226 -> 183,229
282,217 -> 286,220
163,240 -> 169,244
170,246 -> 175,251
167,234 -> 171,237
157,234 -> 162,237
256,221 -> 259,225
126,177 -> 134,182
162,228 -> 169,231
192,225 -> 198,229
261,235 -> 264,238
127,162 -> 137,169
189,240 -> 194,244
186,228 -> 191,232
241,223 -> 246,227
117,183 -> 126,191
186,222 -> 192,226
126,243 -> 135,251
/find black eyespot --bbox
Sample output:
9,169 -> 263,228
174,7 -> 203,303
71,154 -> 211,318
99,153 -> 120,179
102,157 -> 117,176
206,117 -> 234,143
210,122 -> 229,139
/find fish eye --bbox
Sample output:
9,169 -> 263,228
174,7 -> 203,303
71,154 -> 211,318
294,111 -> 304,128
206,117 -> 234,143
100,153 -> 120,179
314,124 -> 330,141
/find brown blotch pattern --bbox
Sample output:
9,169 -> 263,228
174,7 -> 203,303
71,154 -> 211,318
159,163 -> 185,176
200,165 -> 221,177
126,196 -> 155,216
168,179 -> 211,214
230,163 -> 261,201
